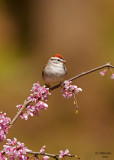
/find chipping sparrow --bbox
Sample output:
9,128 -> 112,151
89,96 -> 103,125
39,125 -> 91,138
42,54 -> 67,85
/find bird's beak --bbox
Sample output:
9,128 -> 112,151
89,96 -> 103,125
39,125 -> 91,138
63,60 -> 66,64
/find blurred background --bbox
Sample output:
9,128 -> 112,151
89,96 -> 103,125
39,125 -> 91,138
0,0 -> 114,159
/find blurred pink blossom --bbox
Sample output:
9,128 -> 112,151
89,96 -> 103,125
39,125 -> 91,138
40,145 -> 46,154
0,151 -> 7,160
43,156 -> 49,160
62,81 -> 82,98
0,112 -> 11,143
100,69 -> 107,76
59,149 -> 71,158
110,73 -> 114,79
1,138 -> 30,160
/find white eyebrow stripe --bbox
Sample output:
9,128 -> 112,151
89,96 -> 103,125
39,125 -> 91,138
51,57 -> 64,61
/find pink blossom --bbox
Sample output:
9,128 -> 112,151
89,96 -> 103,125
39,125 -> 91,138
2,138 -> 30,160
111,73 -> 114,79
40,146 -> 50,160
43,156 -> 49,160
62,81 -> 82,99
59,149 -> 71,158
28,82 -> 50,102
0,151 -> 7,160
40,145 -> 46,154
0,112 -> 11,143
16,82 -> 50,120
16,104 -> 22,110
100,69 -> 107,76
17,101 -> 48,120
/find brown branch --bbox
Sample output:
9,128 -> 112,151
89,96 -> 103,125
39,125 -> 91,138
10,62 -> 114,125
27,151 -> 80,160
50,62 -> 114,90
10,100 -> 31,125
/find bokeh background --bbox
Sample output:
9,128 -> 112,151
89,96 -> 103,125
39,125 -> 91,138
0,0 -> 114,159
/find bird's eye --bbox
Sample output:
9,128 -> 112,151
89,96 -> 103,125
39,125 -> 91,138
57,59 -> 60,61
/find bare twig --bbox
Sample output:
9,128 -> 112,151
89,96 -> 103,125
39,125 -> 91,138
10,62 -> 114,125
27,151 -> 80,160
10,100 -> 31,125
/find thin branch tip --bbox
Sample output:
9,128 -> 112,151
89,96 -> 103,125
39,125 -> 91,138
27,151 -> 80,159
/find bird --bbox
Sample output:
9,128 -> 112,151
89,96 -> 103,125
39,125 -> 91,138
42,54 -> 67,87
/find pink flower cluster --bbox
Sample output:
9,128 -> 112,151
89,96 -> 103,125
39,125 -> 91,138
59,149 -> 71,158
62,81 -> 82,98
28,82 -> 50,102
0,138 -> 30,160
0,112 -> 11,143
16,82 -> 50,120
100,69 -> 114,79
